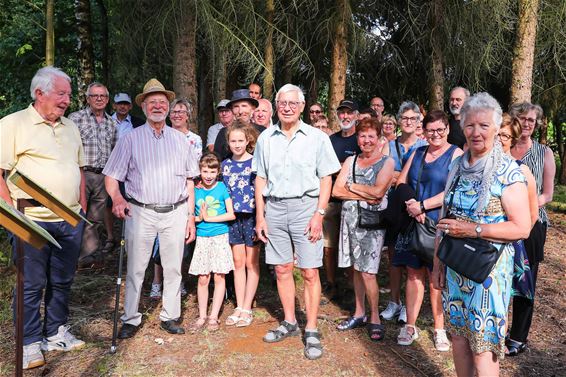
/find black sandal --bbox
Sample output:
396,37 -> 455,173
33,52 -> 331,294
336,315 -> 367,331
505,338 -> 527,356
263,320 -> 301,343
303,330 -> 323,360
367,323 -> 385,342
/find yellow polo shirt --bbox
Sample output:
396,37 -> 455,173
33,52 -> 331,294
0,104 -> 85,221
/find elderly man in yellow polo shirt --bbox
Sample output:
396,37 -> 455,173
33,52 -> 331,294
0,66 -> 87,370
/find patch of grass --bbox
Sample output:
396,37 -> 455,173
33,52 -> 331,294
548,184 -> 566,213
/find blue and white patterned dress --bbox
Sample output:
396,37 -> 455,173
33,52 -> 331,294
442,154 -> 526,359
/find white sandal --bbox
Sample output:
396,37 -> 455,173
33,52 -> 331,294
225,307 -> 242,326
397,324 -> 419,346
433,329 -> 450,352
236,309 -> 253,327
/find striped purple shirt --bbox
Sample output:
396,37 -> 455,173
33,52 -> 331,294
103,123 -> 199,204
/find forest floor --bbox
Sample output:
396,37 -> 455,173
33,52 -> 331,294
0,212 -> 565,377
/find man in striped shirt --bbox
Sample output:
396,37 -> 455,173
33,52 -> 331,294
103,79 -> 199,339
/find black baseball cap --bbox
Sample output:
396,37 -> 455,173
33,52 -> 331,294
337,99 -> 359,111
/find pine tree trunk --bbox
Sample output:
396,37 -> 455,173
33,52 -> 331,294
428,0 -> 444,111
198,49 -> 213,139
510,0 -> 540,104
95,0 -> 109,85
45,0 -> 54,66
173,3 -> 198,132
75,0 -> 95,106
214,52 -> 227,102
263,0 -> 275,100
328,0 -> 348,131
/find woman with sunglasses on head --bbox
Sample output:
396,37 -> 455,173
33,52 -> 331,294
394,110 -> 463,351
506,103 -> 556,356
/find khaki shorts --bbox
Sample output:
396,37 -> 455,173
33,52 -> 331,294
322,202 -> 341,249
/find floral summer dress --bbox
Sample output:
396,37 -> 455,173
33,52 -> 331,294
442,154 -> 525,359
338,155 -> 389,274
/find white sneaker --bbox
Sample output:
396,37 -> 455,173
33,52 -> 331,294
41,325 -> 85,352
380,301 -> 402,321
434,329 -> 451,352
398,305 -> 407,324
23,341 -> 45,369
150,283 -> 162,299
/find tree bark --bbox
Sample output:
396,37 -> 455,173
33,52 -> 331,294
214,52 -> 227,103
173,3 -> 198,132
328,0 -> 349,131
198,48 -> 213,139
45,0 -> 54,66
510,0 -> 541,104
538,116 -> 548,145
428,0 -> 444,111
75,0 -> 95,106
263,0 -> 275,100
95,0 -> 109,85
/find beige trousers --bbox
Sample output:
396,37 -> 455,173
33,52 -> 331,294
121,202 -> 188,325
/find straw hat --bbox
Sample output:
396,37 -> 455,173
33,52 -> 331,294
135,78 -> 176,106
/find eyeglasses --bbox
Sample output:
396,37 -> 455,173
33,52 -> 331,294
497,133 -> 512,141
400,116 -> 419,123
170,110 -> 188,116
309,110 -> 322,114
425,127 -> 447,136
147,100 -> 169,107
277,100 -> 302,110
371,103 -> 384,108
88,94 -> 108,100
518,116 -> 537,124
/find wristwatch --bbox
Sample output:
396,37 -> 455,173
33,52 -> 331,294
316,208 -> 326,216
475,224 -> 483,238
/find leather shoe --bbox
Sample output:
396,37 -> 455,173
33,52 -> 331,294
161,320 -> 185,335
118,324 -> 138,339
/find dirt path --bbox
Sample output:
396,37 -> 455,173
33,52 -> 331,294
1,213 -> 565,376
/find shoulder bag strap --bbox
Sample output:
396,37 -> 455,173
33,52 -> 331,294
445,175 -> 461,215
414,147 -> 428,199
395,139 -> 401,162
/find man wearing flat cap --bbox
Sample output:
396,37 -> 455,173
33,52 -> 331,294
213,89 -> 265,160
206,99 -> 233,151
103,78 -> 199,338
111,92 -> 145,141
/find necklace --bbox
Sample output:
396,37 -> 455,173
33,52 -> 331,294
428,145 -> 448,159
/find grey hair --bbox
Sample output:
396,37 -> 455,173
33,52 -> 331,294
30,66 -> 71,100
170,98 -> 192,114
460,92 -> 503,130
396,101 -> 421,120
258,98 -> 274,113
86,82 -> 109,96
508,101 -> 544,129
450,86 -> 470,98
275,84 -> 305,103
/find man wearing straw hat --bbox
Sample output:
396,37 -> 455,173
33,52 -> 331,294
103,78 -> 199,339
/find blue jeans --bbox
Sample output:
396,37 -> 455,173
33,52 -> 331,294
12,218 -> 84,345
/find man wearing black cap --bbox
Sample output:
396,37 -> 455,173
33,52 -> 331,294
207,99 -> 233,151
214,89 -> 265,160
321,99 -> 362,302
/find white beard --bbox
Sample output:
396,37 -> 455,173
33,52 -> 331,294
340,120 -> 356,131
449,106 -> 460,116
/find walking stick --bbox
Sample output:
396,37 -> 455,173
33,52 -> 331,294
110,210 -> 127,354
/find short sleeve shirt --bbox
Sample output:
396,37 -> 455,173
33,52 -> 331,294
389,137 -> 428,172
195,182 -> 230,236
253,120 -> 341,198
330,132 -> 361,163
0,104 -> 85,221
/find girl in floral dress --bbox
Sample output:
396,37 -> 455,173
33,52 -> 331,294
221,124 -> 260,327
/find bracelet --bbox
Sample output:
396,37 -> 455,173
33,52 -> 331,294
420,201 -> 426,213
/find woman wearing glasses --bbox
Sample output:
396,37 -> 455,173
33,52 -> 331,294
394,110 -> 463,350
380,102 -> 428,325
506,103 -> 556,356
308,103 -> 324,124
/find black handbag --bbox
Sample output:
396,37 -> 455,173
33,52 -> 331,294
353,154 -> 386,229
405,147 -> 436,263
437,175 -> 505,283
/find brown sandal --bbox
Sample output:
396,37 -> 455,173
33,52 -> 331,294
207,317 -> 220,332
188,317 -> 207,333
